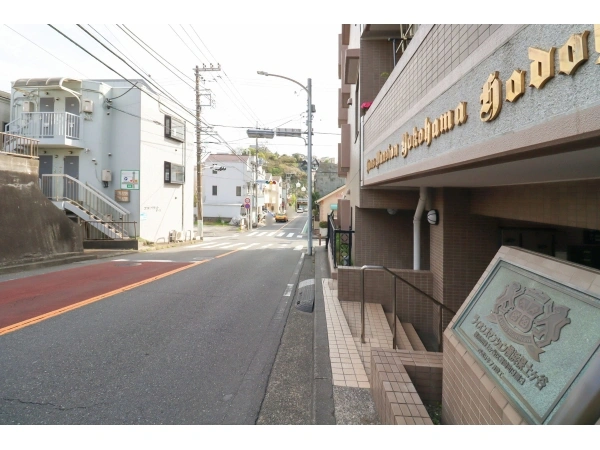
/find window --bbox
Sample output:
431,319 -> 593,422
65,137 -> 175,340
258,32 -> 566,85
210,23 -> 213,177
164,115 -> 185,142
212,185 -> 217,196
236,186 -> 242,196
164,162 -> 184,184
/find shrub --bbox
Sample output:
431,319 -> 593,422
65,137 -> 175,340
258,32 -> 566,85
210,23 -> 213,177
319,221 -> 328,228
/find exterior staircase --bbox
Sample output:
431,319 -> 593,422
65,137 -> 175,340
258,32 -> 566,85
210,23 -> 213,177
41,174 -> 134,240
322,278 -> 443,425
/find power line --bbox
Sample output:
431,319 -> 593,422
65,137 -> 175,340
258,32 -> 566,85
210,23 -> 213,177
116,25 -> 195,91
49,24 -> 206,132
76,24 -> 195,120
120,25 -> 195,84
4,25 -> 90,79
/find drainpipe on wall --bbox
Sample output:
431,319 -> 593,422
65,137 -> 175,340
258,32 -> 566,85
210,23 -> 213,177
413,186 -> 428,270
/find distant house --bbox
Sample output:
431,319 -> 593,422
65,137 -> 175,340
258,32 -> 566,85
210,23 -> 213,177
202,153 -> 265,222
316,185 -> 346,222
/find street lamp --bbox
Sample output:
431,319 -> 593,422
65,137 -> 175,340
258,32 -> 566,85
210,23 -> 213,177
258,70 -> 314,255
246,128 -> 274,231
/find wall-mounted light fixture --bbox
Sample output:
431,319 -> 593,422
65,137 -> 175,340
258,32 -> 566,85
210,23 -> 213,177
427,209 -> 439,225
387,209 -> 398,215
43,150 -> 47,154
108,153 -> 112,156
68,151 -> 73,154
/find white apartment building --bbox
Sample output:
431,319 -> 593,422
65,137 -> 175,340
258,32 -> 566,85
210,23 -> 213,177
6,77 -> 195,243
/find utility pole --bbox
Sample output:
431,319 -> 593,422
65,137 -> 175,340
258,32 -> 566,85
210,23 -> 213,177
195,64 -> 220,241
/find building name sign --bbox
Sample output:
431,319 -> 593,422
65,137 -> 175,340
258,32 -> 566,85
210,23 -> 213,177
453,260 -> 600,424
367,25 -> 600,174
480,25 -> 600,123
366,102 -> 468,173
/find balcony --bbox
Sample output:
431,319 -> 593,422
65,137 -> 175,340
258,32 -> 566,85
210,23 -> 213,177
5,112 -> 82,148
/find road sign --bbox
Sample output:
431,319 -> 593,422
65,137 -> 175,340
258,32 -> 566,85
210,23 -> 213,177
244,197 -> 251,204
245,204 -> 250,209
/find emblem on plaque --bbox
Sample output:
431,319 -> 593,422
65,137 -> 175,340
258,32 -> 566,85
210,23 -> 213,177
486,282 -> 571,361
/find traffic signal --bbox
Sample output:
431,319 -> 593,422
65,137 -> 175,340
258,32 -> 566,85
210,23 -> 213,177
265,180 -> 277,185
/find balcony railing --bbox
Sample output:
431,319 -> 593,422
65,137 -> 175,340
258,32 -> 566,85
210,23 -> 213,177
0,131 -> 39,157
5,112 -> 81,140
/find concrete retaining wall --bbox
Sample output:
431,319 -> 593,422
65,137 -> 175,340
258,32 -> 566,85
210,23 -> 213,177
0,154 -> 83,267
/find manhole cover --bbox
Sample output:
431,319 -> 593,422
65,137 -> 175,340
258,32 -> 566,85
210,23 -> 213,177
115,262 -> 142,266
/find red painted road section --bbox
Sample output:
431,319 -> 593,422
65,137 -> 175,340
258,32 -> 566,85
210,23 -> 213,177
0,261 -> 191,329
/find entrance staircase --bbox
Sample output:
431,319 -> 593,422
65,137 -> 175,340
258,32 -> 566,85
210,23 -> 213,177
41,174 -> 134,240
322,278 -> 443,425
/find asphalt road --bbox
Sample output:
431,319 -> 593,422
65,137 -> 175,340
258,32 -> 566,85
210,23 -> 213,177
0,215 -> 309,424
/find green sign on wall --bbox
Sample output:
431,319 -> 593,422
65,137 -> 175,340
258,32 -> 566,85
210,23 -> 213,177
453,260 -> 600,424
120,170 -> 140,190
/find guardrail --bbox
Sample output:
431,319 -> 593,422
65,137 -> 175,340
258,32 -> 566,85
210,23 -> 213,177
0,131 -> 39,157
360,265 -> 457,352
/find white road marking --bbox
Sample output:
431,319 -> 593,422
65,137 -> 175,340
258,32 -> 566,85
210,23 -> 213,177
267,232 -> 276,236
248,232 -> 259,237
139,260 -> 174,262
221,242 -> 244,248
240,243 -> 259,250
297,235 -> 303,238
257,232 -> 268,236
112,259 -> 128,261
261,243 -> 273,248
287,233 -> 294,238
294,246 -> 303,251
276,232 -> 285,237
283,284 -> 294,297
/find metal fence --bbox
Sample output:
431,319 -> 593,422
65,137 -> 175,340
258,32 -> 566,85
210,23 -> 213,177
0,131 -> 39,157
327,212 -> 354,268
81,220 -> 137,240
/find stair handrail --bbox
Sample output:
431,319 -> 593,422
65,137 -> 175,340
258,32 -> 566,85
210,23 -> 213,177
360,265 -> 457,352
84,181 -> 130,216
42,173 -> 132,237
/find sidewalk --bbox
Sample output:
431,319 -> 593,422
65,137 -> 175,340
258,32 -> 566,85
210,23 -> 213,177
257,242 -> 380,425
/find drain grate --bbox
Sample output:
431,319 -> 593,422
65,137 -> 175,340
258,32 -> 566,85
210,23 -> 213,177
295,279 -> 315,313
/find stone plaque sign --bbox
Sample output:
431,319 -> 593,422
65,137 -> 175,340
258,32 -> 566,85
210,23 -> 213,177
453,260 -> 600,424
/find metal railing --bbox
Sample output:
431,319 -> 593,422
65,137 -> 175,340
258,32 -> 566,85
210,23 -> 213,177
0,131 -> 39,157
81,220 -> 137,240
360,265 -> 457,352
5,112 -> 81,140
41,174 -> 134,238
326,213 -> 354,268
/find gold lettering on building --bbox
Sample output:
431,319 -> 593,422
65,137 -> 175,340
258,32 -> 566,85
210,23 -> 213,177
455,102 -> 468,126
480,71 -> 503,121
366,102 -> 468,173
528,47 -> 556,89
506,69 -> 526,102
559,31 -> 590,75
595,25 -> 600,64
